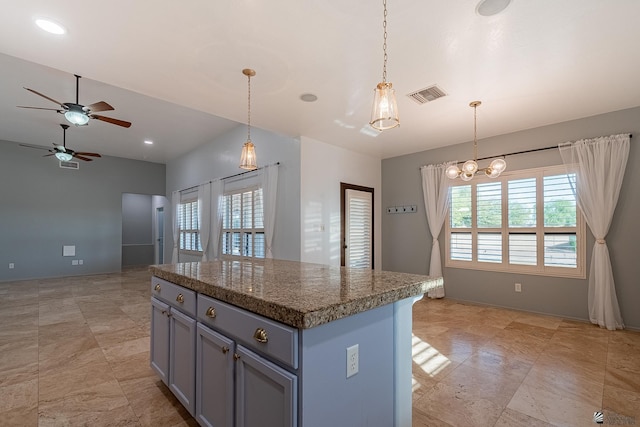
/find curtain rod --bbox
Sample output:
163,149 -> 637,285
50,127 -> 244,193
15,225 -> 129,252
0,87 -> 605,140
431,133 -> 633,167
178,161 -> 280,194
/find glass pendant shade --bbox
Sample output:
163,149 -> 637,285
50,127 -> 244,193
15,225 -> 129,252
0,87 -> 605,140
446,165 -> 461,179
64,109 -> 90,126
460,171 -> 474,181
462,160 -> 478,174
55,151 -> 73,161
370,82 -> 399,131
239,141 -> 257,170
490,158 -> 507,173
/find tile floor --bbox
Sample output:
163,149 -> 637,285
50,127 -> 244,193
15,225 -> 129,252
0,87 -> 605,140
0,268 -> 638,426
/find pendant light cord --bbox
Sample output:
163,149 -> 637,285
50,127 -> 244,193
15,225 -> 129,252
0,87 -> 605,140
382,0 -> 388,83
247,73 -> 252,142
473,103 -> 478,161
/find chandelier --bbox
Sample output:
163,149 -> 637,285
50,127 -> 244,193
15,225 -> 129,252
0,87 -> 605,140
370,0 -> 399,131
239,68 -> 258,170
446,101 -> 506,181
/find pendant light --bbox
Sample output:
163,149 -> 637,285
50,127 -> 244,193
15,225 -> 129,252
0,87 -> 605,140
239,68 -> 258,170
370,0 -> 399,131
446,101 -> 506,180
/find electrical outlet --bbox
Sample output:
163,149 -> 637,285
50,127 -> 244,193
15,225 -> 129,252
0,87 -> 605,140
78,260 -> 83,265
9,263 -> 14,269
515,283 -> 522,292
346,344 -> 359,378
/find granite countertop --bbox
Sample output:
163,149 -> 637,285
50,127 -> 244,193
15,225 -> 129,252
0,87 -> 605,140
149,259 -> 442,329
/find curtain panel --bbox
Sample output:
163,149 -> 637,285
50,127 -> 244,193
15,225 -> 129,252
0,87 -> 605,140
420,161 -> 455,298
558,133 -> 630,330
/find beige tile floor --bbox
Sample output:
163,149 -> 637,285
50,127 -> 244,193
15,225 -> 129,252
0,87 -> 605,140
1,268 -> 638,426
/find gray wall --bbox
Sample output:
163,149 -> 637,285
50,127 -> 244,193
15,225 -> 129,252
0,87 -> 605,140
166,125 -> 301,262
0,140 -> 166,281
382,106 -> 640,329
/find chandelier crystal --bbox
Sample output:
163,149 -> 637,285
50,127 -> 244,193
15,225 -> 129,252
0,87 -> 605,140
446,101 -> 506,180
239,68 -> 258,170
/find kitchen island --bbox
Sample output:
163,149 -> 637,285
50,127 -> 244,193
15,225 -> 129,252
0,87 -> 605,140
149,259 -> 442,427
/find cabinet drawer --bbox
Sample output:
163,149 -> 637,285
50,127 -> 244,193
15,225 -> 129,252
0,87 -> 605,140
197,294 -> 298,369
151,277 -> 196,317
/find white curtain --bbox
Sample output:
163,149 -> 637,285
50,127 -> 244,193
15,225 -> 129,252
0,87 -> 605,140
171,191 -> 180,263
420,162 -> 455,298
198,183 -> 212,261
559,133 -> 630,330
261,164 -> 279,258
211,179 -> 224,260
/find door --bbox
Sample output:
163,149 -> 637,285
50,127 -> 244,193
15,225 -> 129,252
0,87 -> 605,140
340,183 -> 374,268
150,297 -> 170,385
156,207 -> 165,264
169,308 -> 197,416
196,323 -> 235,427
235,345 -> 297,427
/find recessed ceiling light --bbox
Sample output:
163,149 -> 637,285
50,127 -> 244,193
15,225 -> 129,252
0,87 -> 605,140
476,0 -> 511,16
35,18 -> 66,35
144,140 -> 154,145
300,93 -> 318,103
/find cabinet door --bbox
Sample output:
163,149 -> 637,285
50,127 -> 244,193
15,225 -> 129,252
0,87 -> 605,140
235,345 -> 297,427
169,308 -> 197,416
150,297 -> 170,385
196,323 -> 235,427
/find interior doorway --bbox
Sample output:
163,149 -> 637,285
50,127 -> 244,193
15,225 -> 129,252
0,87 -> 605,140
340,183 -> 374,269
156,207 -> 164,264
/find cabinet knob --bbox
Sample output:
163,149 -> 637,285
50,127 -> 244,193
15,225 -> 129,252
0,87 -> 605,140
154,284 -> 161,291
206,307 -> 216,318
176,293 -> 184,304
233,353 -> 241,361
222,346 -> 229,354
253,327 -> 268,343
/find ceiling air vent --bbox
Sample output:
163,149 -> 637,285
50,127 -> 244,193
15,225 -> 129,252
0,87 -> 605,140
59,160 -> 79,170
407,85 -> 447,105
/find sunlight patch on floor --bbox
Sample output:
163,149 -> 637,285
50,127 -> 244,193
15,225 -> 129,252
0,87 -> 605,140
412,333 -> 451,377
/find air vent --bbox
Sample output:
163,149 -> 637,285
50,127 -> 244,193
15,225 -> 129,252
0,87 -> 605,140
59,160 -> 79,170
407,85 -> 447,104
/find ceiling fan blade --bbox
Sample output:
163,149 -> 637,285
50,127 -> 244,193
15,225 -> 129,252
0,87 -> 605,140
19,143 -> 51,151
91,114 -> 132,128
43,153 -> 55,157
24,87 -> 66,109
17,106 -> 64,112
85,101 -> 114,113
73,154 -> 93,161
74,152 -> 102,157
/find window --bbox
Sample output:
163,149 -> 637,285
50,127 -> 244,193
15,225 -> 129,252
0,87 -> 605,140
221,187 -> 265,259
446,165 -> 585,278
178,199 -> 202,253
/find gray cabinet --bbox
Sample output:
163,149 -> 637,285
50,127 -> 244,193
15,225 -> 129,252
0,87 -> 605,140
235,344 -> 297,427
196,295 -> 298,427
150,278 -> 197,416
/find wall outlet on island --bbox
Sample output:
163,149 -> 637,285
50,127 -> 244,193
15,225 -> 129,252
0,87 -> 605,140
515,283 -> 522,292
346,344 -> 359,378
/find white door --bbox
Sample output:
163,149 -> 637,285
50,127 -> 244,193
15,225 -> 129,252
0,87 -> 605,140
345,188 -> 373,269
156,207 -> 164,264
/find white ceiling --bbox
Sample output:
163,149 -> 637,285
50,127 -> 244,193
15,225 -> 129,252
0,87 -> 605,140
1,0 -> 639,164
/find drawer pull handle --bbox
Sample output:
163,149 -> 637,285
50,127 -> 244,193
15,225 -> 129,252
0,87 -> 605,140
253,328 -> 268,343
222,346 -> 229,354
233,353 -> 241,361
206,307 -> 216,318
176,294 -> 185,304
154,284 -> 161,291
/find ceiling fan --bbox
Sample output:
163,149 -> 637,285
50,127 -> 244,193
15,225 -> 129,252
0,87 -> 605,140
17,74 -> 132,128
20,124 -> 102,162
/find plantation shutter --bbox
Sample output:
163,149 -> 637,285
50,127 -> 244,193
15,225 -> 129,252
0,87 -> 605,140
345,189 -> 372,269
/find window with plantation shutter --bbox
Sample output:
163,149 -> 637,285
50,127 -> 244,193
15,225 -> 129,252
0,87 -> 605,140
446,165 -> 585,278
178,199 -> 202,254
221,187 -> 265,259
